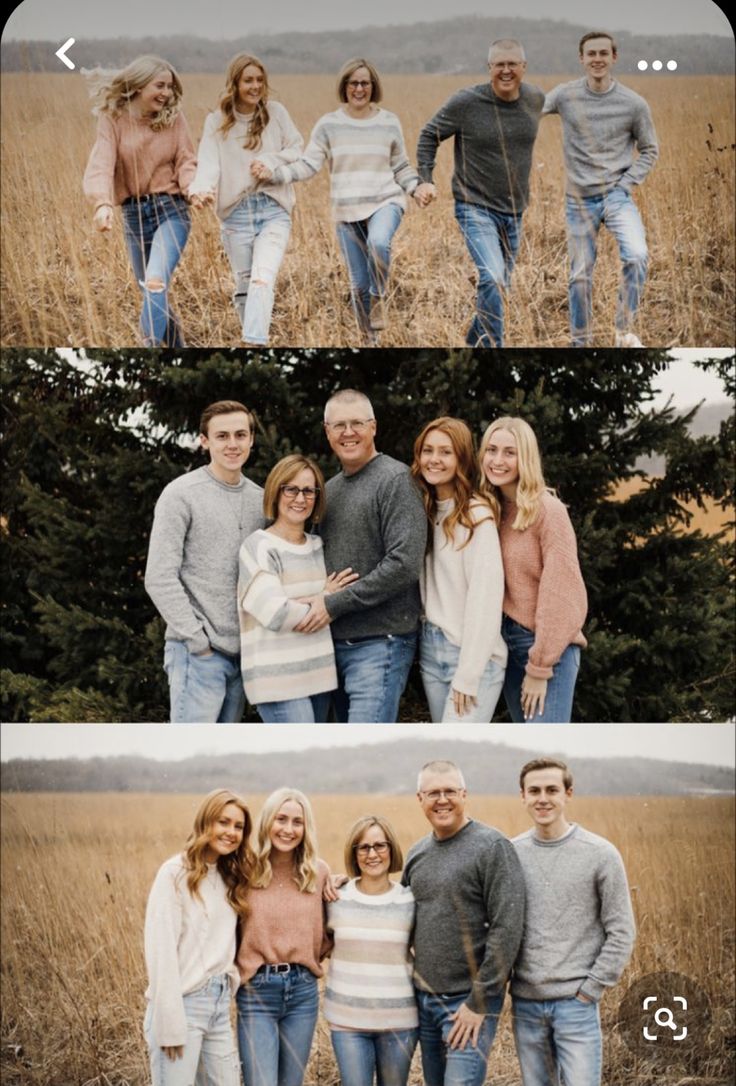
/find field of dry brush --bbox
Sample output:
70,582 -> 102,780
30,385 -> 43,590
1,791 -> 733,1085
1,73 -> 733,349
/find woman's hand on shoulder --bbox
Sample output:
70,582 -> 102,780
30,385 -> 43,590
324,567 -> 359,595
93,205 -> 114,232
323,873 -> 349,902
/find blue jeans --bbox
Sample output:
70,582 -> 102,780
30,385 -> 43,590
236,965 -> 319,1086
330,1027 -> 419,1086
144,973 -> 240,1086
454,200 -> 522,347
566,188 -> 648,345
221,193 -> 292,345
256,691 -> 332,723
121,193 -> 191,346
336,203 -> 404,334
164,640 -> 245,723
333,631 -> 417,722
512,997 -> 602,1086
416,989 -> 503,1086
419,620 -> 505,722
501,616 -> 580,723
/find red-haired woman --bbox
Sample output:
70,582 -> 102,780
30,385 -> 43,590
189,53 -> 303,345
411,416 -> 506,722
144,788 -> 253,1085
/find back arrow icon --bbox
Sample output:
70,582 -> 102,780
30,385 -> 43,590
56,38 -> 76,70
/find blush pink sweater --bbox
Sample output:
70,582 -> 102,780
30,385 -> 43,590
499,492 -> 587,679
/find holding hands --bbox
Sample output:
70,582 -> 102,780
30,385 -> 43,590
413,182 -> 437,208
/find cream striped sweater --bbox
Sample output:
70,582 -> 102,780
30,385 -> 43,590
238,529 -> 337,704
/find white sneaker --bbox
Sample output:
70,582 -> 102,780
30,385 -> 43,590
615,331 -> 643,347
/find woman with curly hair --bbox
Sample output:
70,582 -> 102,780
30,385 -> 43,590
236,788 -> 330,1086
411,416 -> 506,722
189,53 -> 303,346
478,416 -> 587,722
144,788 -> 253,1085
83,55 -> 196,346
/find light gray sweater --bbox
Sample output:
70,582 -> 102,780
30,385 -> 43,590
511,823 -> 636,1002
543,78 -> 658,197
145,465 -> 265,655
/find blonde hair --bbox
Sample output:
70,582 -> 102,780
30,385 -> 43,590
411,416 -> 495,549
251,788 -> 320,893
336,58 -> 383,103
83,55 -> 183,130
182,789 -> 253,919
219,53 -> 270,149
478,416 -> 548,531
343,815 -> 404,878
263,455 -> 326,524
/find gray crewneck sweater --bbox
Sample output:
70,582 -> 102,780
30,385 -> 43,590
511,823 -> 635,1002
145,465 -> 265,655
320,453 -> 426,640
402,820 -> 526,1012
417,81 -> 545,214
543,78 -> 658,197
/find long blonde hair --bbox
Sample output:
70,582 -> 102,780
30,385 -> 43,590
183,789 -> 253,919
83,55 -> 183,131
218,53 -> 270,149
478,416 -> 548,530
251,788 -> 320,893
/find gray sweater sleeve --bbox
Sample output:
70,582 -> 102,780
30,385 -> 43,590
467,837 -> 526,1012
578,847 -> 636,1001
324,471 -> 426,620
416,92 -> 462,183
618,99 -> 658,191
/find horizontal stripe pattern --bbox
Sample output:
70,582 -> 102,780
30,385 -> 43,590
238,530 -> 337,703
324,880 -> 418,1030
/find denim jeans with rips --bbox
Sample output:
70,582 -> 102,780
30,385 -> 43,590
454,200 -> 522,347
121,192 -> 191,346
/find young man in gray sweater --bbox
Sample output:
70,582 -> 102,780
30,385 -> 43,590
511,757 -> 636,1086
416,38 -> 544,347
402,760 -> 526,1086
295,389 -> 426,722
144,400 -> 264,722
544,31 -> 659,347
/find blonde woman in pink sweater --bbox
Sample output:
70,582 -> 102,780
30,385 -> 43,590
83,55 -> 196,346
236,787 -> 329,1086
479,417 -> 587,723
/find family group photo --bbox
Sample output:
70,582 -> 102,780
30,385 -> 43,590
1,8 -> 733,348
2,347 -> 734,725
1,724 -> 733,1086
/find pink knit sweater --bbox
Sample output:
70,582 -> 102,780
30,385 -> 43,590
499,492 -> 587,679
83,111 -> 196,210
236,859 -> 330,983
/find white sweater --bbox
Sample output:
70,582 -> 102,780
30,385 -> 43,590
421,498 -> 507,695
190,101 -> 303,220
144,854 -> 240,1047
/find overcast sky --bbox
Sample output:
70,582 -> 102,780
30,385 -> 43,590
3,0 -> 732,41
2,723 -> 734,767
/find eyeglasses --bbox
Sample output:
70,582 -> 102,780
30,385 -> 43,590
419,789 -> 462,801
280,485 -> 320,499
324,419 -> 375,434
355,841 -> 390,856
347,80 -> 372,89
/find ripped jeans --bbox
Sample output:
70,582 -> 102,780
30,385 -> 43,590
221,193 -> 292,345
122,192 -> 191,346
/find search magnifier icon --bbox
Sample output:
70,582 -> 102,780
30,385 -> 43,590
654,1007 -> 677,1031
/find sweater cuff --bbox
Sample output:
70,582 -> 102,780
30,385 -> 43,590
578,977 -> 604,1002
525,659 -> 554,681
185,631 -> 211,655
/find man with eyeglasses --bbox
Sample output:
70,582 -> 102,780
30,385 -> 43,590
402,760 -> 525,1086
294,388 -> 426,721
145,400 -> 265,722
416,39 -> 544,347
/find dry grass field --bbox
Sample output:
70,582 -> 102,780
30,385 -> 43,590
1,72 -> 733,349
1,791 -> 733,1085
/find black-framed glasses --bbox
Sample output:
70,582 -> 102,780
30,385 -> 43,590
355,841 -> 390,857
347,80 -> 372,89
280,485 -> 320,499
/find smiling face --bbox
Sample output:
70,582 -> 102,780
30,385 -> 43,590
200,410 -> 254,483
417,767 -> 468,840
354,822 -> 392,879
521,767 -> 573,839
344,65 -> 374,113
236,63 -> 265,112
482,427 -> 519,494
269,799 -> 305,855
580,36 -> 617,90
275,466 -> 318,530
135,70 -> 174,116
203,802 -> 246,862
488,44 -> 526,101
324,398 -> 377,475
419,428 -> 459,498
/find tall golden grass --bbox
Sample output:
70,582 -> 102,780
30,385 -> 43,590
1,791 -> 733,1084
1,72 -> 733,348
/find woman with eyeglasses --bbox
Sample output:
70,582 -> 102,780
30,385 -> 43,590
324,816 -> 418,1086
251,58 -> 434,343
238,454 -> 358,722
